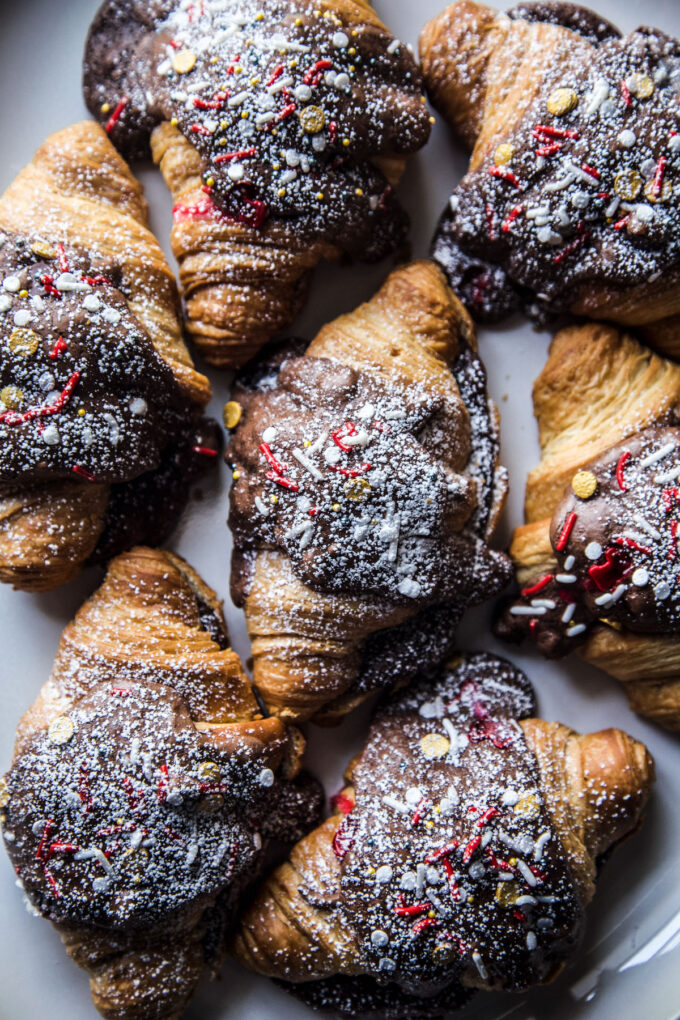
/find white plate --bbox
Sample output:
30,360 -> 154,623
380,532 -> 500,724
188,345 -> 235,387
1,1 -> 679,1017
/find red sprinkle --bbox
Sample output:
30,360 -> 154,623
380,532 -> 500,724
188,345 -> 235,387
395,899 -> 429,917
72,465 -> 98,482
536,142 -> 563,157
41,274 -> 60,298
157,763 -> 169,804
193,445 -> 218,457
266,471 -> 299,491
620,80 -> 632,108
555,511 -> 578,552
476,806 -> 499,829
425,840 -> 459,864
49,336 -> 68,360
411,797 -> 429,828
303,59 -> 332,86
554,226 -> 591,264
267,64 -> 285,86
442,858 -> 461,901
0,370 -> 81,426
259,442 -> 284,474
581,163 -> 601,181
191,123 -> 213,136
521,573 -> 554,598
328,120 -> 338,143
332,815 -> 357,859
488,165 -> 522,189
533,125 -> 580,141
56,243 -> 69,273
412,917 -> 439,936
276,102 -> 297,123
462,835 -> 482,864
36,820 -> 57,861
105,96 -> 129,134
215,147 -> 257,164
670,520 -> 679,561
652,156 -> 668,199
78,764 -> 92,813
330,792 -> 354,815
613,215 -> 631,231
502,205 -> 524,233
614,536 -> 650,555
485,203 -> 496,241
616,450 -> 631,490
663,488 -> 680,514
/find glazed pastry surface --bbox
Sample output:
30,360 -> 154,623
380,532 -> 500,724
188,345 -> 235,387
1,546 -> 322,1020
232,653 -> 654,1017
84,0 -> 432,366
226,261 -> 511,721
0,122 -> 218,591
422,1 -> 680,341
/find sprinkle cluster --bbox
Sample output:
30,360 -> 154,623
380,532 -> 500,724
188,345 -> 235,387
433,24 -> 680,322
497,426 -> 680,656
85,0 -> 431,257
330,655 -> 582,994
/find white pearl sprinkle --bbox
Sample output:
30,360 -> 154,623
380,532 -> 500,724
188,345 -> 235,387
3,276 -> 20,293
13,310 -> 31,327
632,568 -> 649,587
258,768 -> 275,787
262,426 -> 278,444
585,542 -> 603,561
332,31 -> 349,48
0,295 -> 12,313
129,397 -> 148,416
228,163 -> 245,181
654,581 -> 671,601
324,446 -> 342,465
375,865 -> 393,884
617,129 -> 636,148
41,424 -> 60,446
83,294 -> 101,312
102,307 -> 122,325
371,930 -> 389,947
405,787 -> 423,805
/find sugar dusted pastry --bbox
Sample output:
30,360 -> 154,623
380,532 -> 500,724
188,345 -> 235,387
226,261 -> 511,722
1,547 -> 322,1020
232,652 -> 654,1016
0,122 -> 218,592
421,1 -> 680,352
83,0 -> 432,367
495,321 -> 680,730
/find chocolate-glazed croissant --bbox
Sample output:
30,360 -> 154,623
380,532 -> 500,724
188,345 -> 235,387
226,260 -> 511,722
495,322 -> 680,730
231,653 -> 653,1017
0,547 -> 322,1020
421,2 -> 680,353
0,121 -> 219,592
83,0 -> 432,368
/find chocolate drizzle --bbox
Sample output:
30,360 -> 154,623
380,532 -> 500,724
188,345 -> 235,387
289,655 -> 584,1011
496,426 -> 680,656
84,0 -> 431,258
1,680 -> 320,933
432,20 -> 680,324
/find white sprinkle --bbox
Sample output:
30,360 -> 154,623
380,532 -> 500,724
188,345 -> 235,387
585,542 -> 602,560
510,606 -> 546,616
0,294 -> 11,312
670,135 -> 680,154
472,951 -> 488,980
605,196 -> 621,218
531,598 -> 556,609
102,307 -> 121,325
516,859 -> 538,887
228,91 -> 249,107
307,430 -> 328,455
634,515 -> 661,539
654,464 -> 680,485
83,294 -> 101,312
292,448 -> 323,480
130,829 -> 144,851
186,843 -> 199,866
545,172 -> 576,193
655,581 -> 671,601
416,863 -> 426,897
324,446 -> 342,465
294,84 -> 312,101
254,496 -> 270,517
375,865 -> 393,884
262,426 -> 278,444
594,592 -> 613,606
567,624 -> 587,637
129,397 -> 148,416
439,785 -> 459,813
501,788 -> 519,807
499,830 -> 533,856
253,832 -> 262,850
618,129 -> 636,148
564,555 -> 575,570
3,276 -> 20,292
584,79 -> 611,116
258,768 -> 275,787
634,204 -> 654,224
332,31 -> 349,48
334,72 -> 351,90
397,577 -> 421,598
516,895 -> 538,906
344,430 -> 370,448
561,603 -> 576,624
611,584 -> 627,603
13,309 -> 31,327
419,697 -> 445,720
378,957 -> 396,973
384,407 -> 406,420
534,831 -> 551,860
405,787 -> 424,805
449,194 -> 460,213
555,573 -> 576,584
632,568 -> 649,587
357,403 -> 375,421
91,847 -> 113,876
426,890 -> 447,916
371,929 -> 389,947
526,931 -> 538,951
255,112 -> 276,126
387,38 -> 401,54
228,163 -> 245,181
267,75 -> 294,95
55,272 -> 89,293
400,870 -> 417,891
383,795 -> 410,815
41,424 -> 60,446
92,878 -> 110,893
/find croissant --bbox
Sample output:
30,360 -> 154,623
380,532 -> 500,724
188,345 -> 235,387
0,546 -> 322,1020
0,120 -> 219,592
226,260 -> 511,722
494,321 -> 680,730
420,1 -> 680,353
83,0 -> 432,369
232,651 -> 654,1016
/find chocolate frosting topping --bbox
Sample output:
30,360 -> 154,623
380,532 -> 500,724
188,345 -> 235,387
227,343 -> 510,611
432,21 -> 680,323
0,232 -> 192,487
294,655 -> 583,1010
496,426 -> 680,656
84,0 -> 431,258
1,680 -> 320,933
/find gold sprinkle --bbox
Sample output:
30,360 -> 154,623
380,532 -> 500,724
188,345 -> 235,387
197,762 -> 222,784
571,470 -> 598,500
0,778 -> 9,809
0,385 -> 23,410
8,328 -> 39,358
348,47 -> 356,56
299,105 -> 326,134
171,117 -> 179,127
241,110 -> 249,119
645,178 -> 673,204
494,142 -> 515,166
303,439 -> 311,448
317,191 -> 325,200
48,715 -> 75,746
18,290 -> 28,299
514,792 -> 540,819
100,102 -> 111,114
295,17 -> 303,25
432,942 -> 457,964
629,73 -> 654,99
232,470 -> 241,480
366,865 -> 376,875
425,819 -> 434,829
614,169 -> 643,200
344,477 -> 371,502
355,187 -> 364,196
278,188 -> 287,197
343,138 -> 351,147
197,793 -> 225,814
429,116 -> 436,124
30,241 -> 56,260
428,909 -> 436,919
223,400 -> 242,429
255,11 -> 264,19
173,49 -> 197,74
269,495 -> 279,504
495,880 -> 520,907
420,733 -> 450,759
77,408 -> 86,417
205,176 -> 215,187
546,87 -> 578,116
332,503 -> 341,512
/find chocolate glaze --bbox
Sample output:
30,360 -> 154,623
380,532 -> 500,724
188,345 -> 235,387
84,0 -> 431,259
496,426 -> 680,656
432,20 -> 680,325
507,3 -> 620,48
1,680 -> 322,934
284,655 -> 584,1015
0,231 -> 219,562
